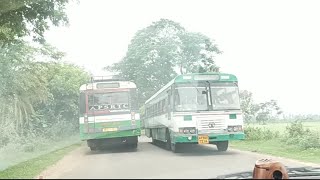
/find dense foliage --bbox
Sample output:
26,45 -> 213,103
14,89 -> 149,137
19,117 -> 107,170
239,90 -> 282,124
0,0 -> 90,151
106,19 -> 221,103
0,41 -> 90,149
0,0 -> 70,43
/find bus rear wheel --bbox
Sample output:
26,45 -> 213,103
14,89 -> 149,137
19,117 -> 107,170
165,130 -> 172,150
89,146 -> 98,151
87,140 -> 98,151
216,141 -> 229,151
128,143 -> 138,149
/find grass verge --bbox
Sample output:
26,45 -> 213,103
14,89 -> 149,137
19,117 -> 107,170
230,140 -> 320,164
0,143 -> 81,179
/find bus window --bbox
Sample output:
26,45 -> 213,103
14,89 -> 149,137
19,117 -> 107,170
174,87 -> 209,111
88,92 -> 130,111
211,87 -> 240,110
130,89 -> 138,111
162,99 -> 166,113
79,92 -> 86,114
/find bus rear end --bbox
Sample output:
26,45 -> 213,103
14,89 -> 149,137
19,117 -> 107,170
79,79 -> 140,151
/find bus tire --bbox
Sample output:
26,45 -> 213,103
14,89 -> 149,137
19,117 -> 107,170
129,143 -> 138,149
165,130 -> 172,150
90,146 -> 98,151
216,141 -> 228,151
171,143 -> 180,153
152,137 -> 156,144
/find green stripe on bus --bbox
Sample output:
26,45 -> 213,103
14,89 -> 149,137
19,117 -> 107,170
229,114 -> 237,119
184,115 -> 192,121
80,128 -> 141,140
172,133 -> 245,143
79,120 -> 141,140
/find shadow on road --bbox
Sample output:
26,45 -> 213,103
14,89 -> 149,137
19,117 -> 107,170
149,142 -> 237,156
85,144 -> 139,155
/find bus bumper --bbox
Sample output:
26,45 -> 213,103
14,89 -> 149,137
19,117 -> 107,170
172,133 -> 245,144
80,129 -> 141,141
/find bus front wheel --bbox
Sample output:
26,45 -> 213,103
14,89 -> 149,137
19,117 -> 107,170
165,130 -> 172,150
216,141 -> 229,151
171,143 -> 180,153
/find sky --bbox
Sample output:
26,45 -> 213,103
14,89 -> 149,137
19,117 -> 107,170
45,0 -> 320,115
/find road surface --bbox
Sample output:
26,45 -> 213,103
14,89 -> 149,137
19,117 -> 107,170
37,136 -> 320,179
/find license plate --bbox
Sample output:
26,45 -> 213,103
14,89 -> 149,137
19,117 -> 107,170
198,135 -> 209,144
103,128 -> 118,132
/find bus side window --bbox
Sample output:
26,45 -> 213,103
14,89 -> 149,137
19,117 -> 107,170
146,107 -> 148,118
79,92 -> 86,114
159,101 -> 162,115
155,103 -> 158,116
157,101 -> 160,115
162,99 -> 166,114
167,90 -> 171,120
155,103 -> 157,116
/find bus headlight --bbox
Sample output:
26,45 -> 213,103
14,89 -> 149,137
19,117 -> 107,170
233,126 -> 238,132
179,127 -> 196,134
227,125 -> 243,132
189,128 -> 196,134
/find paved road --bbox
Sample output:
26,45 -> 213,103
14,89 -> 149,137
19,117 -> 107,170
38,136 -> 320,179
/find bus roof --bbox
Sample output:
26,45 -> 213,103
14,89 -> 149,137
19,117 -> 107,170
79,81 -> 136,91
145,72 -> 238,104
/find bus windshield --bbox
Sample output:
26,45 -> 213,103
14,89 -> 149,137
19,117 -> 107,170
210,86 -> 240,110
174,87 -> 208,111
88,91 -> 129,111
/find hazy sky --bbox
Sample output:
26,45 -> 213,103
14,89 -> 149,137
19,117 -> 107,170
45,0 -> 320,115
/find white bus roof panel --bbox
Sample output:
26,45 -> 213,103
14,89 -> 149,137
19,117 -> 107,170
79,81 -> 136,91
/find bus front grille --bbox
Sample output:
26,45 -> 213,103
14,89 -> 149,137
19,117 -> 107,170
197,115 -> 226,134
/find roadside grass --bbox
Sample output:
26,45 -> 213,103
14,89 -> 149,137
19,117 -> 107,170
0,143 -> 81,179
231,121 -> 320,164
244,121 -> 320,135
230,140 -> 320,164
0,135 -> 81,171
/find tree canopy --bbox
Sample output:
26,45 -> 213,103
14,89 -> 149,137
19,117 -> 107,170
106,19 -> 221,103
239,90 -> 282,124
0,40 -> 89,141
0,0 -> 91,151
0,0 -> 69,43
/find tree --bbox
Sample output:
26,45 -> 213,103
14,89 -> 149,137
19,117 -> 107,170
0,40 -> 90,145
239,90 -> 256,123
33,62 -> 90,137
239,90 -> 283,124
106,19 -> 221,103
256,100 -> 282,124
0,41 -> 51,135
0,0 -> 70,43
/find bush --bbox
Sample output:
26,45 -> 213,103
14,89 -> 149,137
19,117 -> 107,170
283,121 -> 320,149
285,120 -> 305,137
244,126 -> 280,141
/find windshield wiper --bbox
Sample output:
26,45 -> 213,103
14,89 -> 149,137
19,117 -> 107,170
214,167 -> 320,179
287,167 -> 320,177
184,80 -> 201,94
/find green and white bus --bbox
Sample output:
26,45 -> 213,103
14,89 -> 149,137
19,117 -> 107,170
143,73 -> 245,152
79,76 -> 141,151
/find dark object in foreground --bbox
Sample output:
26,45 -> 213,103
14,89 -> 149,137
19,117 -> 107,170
216,158 -> 320,179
